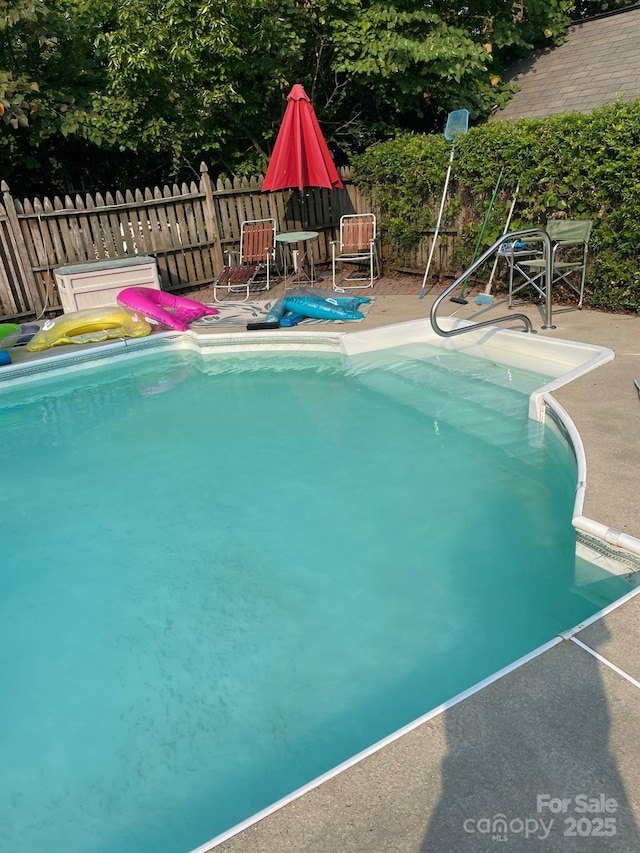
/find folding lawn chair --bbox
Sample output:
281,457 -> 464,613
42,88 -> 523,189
213,218 -> 278,302
331,213 -> 380,291
508,219 -> 593,309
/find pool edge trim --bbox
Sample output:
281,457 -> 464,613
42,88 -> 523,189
543,392 -> 640,560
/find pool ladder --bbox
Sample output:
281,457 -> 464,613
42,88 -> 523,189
430,228 -> 554,338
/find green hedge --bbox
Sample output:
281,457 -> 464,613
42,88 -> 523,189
353,100 -> 640,312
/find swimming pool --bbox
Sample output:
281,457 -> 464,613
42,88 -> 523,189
0,332 -> 631,853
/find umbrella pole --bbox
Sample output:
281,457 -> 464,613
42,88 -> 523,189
294,192 -> 317,285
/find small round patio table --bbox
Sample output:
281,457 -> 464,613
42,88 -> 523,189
275,230 -> 319,286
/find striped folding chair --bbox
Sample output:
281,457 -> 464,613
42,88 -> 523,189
331,213 -> 380,292
214,218 -> 278,302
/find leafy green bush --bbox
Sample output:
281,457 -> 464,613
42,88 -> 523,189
353,100 -> 640,312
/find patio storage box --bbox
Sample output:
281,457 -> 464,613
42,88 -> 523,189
54,256 -> 161,314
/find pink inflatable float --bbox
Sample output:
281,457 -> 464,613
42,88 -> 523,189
117,287 -> 219,332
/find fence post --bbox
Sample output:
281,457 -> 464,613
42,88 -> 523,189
199,162 -> 225,274
1,181 -> 44,315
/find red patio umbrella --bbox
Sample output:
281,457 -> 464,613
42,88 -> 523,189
262,84 -> 344,193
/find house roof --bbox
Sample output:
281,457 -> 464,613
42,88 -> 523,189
490,5 -> 640,121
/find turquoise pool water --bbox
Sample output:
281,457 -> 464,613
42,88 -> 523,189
0,345 -> 629,853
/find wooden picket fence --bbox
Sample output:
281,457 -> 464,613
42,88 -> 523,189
0,164 -> 368,320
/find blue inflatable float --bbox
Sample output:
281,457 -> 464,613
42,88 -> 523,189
246,292 -> 371,330
249,292 -> 371,330
282,295 -> 369,322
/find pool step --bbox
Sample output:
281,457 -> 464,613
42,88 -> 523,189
346,350 -> 539,460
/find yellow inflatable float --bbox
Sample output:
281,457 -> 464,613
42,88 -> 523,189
26,307 -> 153,352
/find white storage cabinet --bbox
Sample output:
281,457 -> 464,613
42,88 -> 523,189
54,256 -> 161,313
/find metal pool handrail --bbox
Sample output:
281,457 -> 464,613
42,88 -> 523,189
430,228 -> 553,337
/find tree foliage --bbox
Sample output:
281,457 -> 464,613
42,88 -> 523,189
0,1 -> 115,188
0,0 -> 582,191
